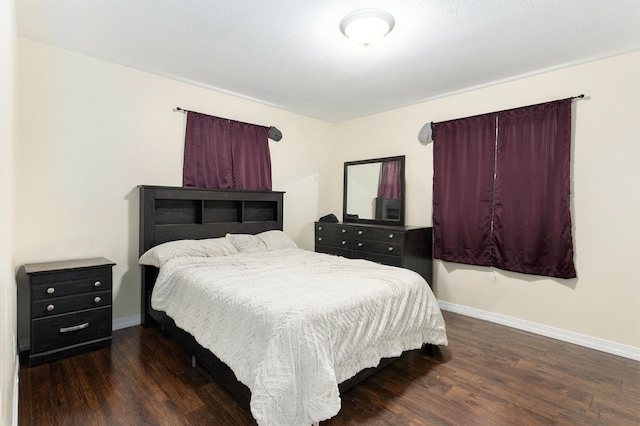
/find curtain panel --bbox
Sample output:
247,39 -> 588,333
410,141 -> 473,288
493,100 -> 575,278
432,99 -> 576,279
432,115 -> 497,267
183,112 -> 272,191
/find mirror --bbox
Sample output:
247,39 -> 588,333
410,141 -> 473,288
343,155 -> 405,226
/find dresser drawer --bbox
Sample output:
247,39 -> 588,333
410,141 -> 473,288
353,251 -> 402,267
32,290 -> 111,318
353,239 -> 404,257
31,307 -> 112,354
31,272 -> 112,300
353,226 -> 405,244
316,234 -> 352,249
315,223 -> 352,237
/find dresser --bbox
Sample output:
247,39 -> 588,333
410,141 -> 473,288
314,222 -> 433,287
18,257 -> 115,366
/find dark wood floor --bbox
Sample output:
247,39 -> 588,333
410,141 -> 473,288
19,311 -> 640,425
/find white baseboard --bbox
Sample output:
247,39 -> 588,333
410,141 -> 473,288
438,301 -> 640,361
112,315 -> 141,331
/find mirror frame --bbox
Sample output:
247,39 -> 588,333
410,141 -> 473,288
343,155 -> 405,226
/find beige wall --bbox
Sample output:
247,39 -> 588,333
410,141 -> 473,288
336,51 -> 640,350
0,0 -> 17,423
13,37 -> 639,360
15,39 -> 336,324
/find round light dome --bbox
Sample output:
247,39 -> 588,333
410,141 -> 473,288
340,9 -> 395,47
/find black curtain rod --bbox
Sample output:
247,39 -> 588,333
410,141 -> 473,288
175,107 -> 282,141
418,94 -> 586,145
434,94 -> 586,125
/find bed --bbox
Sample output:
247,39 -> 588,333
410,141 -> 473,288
138,185 -> 447,425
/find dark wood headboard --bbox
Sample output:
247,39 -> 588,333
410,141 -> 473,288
138,185 -> 284,326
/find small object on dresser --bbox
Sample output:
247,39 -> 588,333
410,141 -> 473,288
17,257 -> 115,366
319,213 -> 339,223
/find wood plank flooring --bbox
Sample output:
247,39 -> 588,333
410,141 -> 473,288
19,311 -> 640,425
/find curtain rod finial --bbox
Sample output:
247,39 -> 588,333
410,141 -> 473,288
418,122 -> 433,145
268,126 -> 282,141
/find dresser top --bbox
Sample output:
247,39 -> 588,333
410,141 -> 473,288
316,221 -> 431,231
24,257 -> 115,275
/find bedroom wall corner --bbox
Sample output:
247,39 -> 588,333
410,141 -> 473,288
14,38 -> 336,325
335,51 -> 640,353
0,0 -> 18,424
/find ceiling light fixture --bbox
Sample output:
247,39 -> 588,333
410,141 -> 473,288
340,9 -> 395,47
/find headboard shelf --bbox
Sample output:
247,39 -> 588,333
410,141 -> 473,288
241,200 -> 279,222
155,199 -> 202,225
202,200 -> 241,223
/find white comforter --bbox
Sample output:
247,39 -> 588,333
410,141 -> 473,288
151,248 -> 447,426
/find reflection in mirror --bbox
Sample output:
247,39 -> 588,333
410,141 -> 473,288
346,162 -> 380,220
343,156 -> 405,226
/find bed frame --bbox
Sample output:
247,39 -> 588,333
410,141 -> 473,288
138,185 -> 428,410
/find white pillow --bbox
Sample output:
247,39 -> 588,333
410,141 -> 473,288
138,237 -> 238,267
225,233 -> 268,253
226,230 -> 297,253
258,230 -> 298,251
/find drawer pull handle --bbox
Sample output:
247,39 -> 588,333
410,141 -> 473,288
358,230 -> 363,235
388,247 -> 394,252
94,296 -> 102,303
47,287 -> 55,294
341,229 -> 346,233
94,281 -> 102,288
341,240 -> 346,245
358,243 -> 363,247
47,304 -> 55,312
318,237 -> 323,242
389,233 -> 394,239
59,322 -> 89,334
318,226 -> 323,231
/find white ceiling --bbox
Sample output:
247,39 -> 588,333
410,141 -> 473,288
16,0 -> 640,122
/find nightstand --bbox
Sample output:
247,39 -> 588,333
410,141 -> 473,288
18,257 -> 115,366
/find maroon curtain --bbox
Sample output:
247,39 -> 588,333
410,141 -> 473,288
377,160 -> 402,199
432,115 -> 497,267
183,112 -> 272,190
493,100 -> 575,278
432,99 -> 576,279
228,119 -> 272,190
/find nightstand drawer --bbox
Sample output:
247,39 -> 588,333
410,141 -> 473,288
31,273 -> 112,300
31,307 -> 112,354
32,290 -> 111,318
